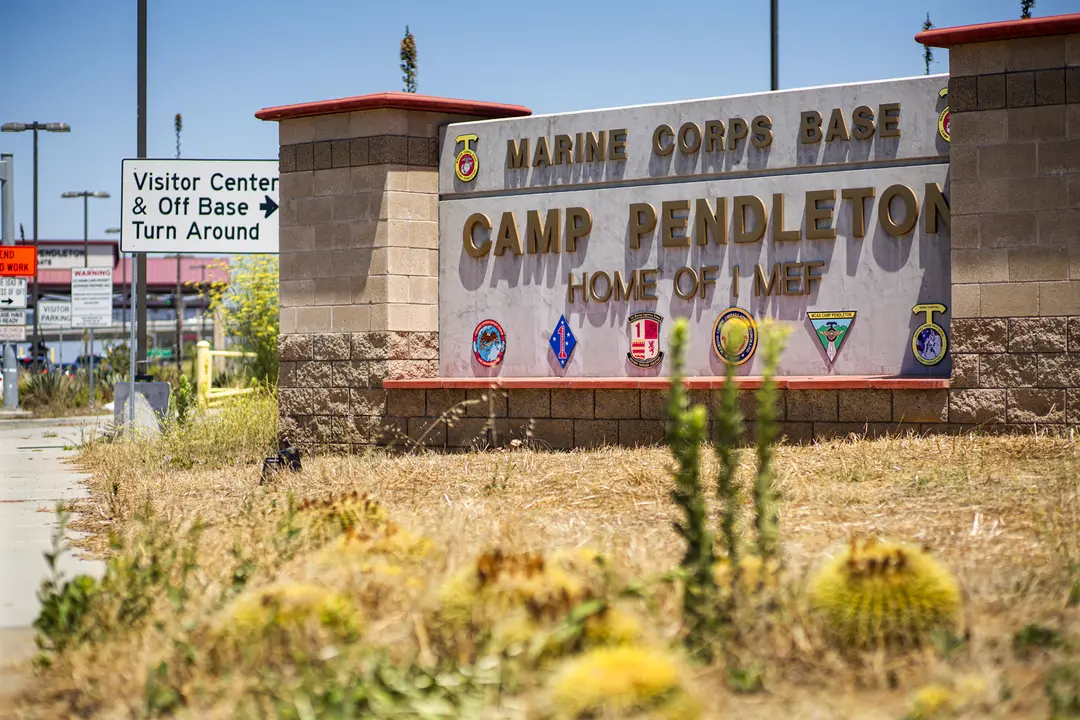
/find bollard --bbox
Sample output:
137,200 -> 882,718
195,340 -> 211,408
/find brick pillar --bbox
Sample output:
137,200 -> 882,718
256,93 -> 531,451
921,16 -> 1080,430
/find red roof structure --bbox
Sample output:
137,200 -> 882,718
256,91 -> 531,121
916,11 -> 1080,47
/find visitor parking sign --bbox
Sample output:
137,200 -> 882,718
120,159 -> 279,254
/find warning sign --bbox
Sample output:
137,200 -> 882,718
120,159 -> 279,254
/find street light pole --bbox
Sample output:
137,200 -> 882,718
62,190 -> 110,409
0,122 -> 70,372
0,153 -> 16,409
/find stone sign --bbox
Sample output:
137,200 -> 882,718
438,75 -> 952,378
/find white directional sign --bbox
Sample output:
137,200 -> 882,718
38,300 -> 72,328
0,278 -> 27,309
71,267 -> 113,328
120,158 -> 279,254
0,309 -> 26,341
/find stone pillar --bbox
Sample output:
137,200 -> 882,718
921,16 -> 1080,430
256,93 -> 530,451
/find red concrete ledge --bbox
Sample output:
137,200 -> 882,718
383,376 -> 950,391
256,92 -> 532,121
916,12 -> 1080,48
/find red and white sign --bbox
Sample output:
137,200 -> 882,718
71,267 -> 113,328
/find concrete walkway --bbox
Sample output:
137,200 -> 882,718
0,415 -> 110,708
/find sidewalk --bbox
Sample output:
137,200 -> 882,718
0,415 -> 110,709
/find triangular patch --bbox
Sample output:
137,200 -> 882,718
807,311 -> 856,364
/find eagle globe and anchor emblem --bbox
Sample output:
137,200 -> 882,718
472,319 -> 506,367
455,133 -> 479,182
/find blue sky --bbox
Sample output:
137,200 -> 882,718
0,0 -> 1074,242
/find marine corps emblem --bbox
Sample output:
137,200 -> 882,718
627,312 -> 663,368
937,87 -> 950,143
911,303 -> 948,366
712,307 -> 758,366
455,133 -> 479,182
807,310 -> 856,364
472,319 -> 505,367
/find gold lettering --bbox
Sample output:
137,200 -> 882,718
565,207 -> 592,252
851,105 -> 876,140
673,266 -> 698,299
754,263 -> 781,296
609,128 -> 628,161
782,262 -> 802,295
661,200 -> 690,247
629,203 -> 657,250
554,134 -> 574,165
574,132 -> 584,163
804,261 -> 825,295
841,187 -> 876,238
729,117 -> 748,149
772,193 -> 801,242
699,265 -> 718,299
824,108 -> 850,142
589,271 -> 613,302
653,124 -> 674,156
639,268 -> 659,299
507,139 -> 529,169
567,272 -> 588,303
494,211 -> 523,256
533,136 -> 552,167
879,184 -> 918,236
463,213 -> 492,258
800,110 -> 823,144
879,102 -> 901,138
704,120 -> 725,151
693,197 -> 726,246
734,195 -> 767,243
526,209 -> 561,254
678,122 -> 702,154
751,115 -> 773,148
732,264 -> 739,298
585,131 -> 606,162
614,269 -> 638,301
924,182 -> 950,233
805,189 -> 837,240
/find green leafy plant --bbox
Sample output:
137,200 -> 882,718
665,319 -> 716,660
174,374 -> 195,426
33,507 -> 99,660
1047,663 -> 1080,718
752,322 -> 788,563
204,256 -> 279,383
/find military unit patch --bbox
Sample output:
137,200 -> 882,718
712,307 -> 757,366
807,310 -> 856,364
911,303 -> 947,366
472,319 -> 506,367
549,315 -> 577,369
627,312 -> 663,368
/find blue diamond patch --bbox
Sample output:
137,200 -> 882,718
548,315 -> 577,369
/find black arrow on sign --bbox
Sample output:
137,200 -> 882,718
259,195 -> 278,219
0,298 -> 12,305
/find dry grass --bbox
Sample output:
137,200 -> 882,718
11,416 -> 1080,719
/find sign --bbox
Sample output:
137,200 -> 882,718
38,300 -> 72,328
0,246 -> 36,277
147,347 -> 173,359
120,159 -> 279,254
438,75 -> 951,378
0,278 -> 27,309
71,267 -> 113,328
0,309 -> 26,341
35,244 -> 114,269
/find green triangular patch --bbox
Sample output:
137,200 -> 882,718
807,311 -> 856,364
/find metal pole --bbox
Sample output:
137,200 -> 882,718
128,253 -> 136,428
136,0 -> 148,376
32,127 -> 40,371
83,194 -> 94,408
175,253 -> 183,372
770,0 -> 779,91
0,153 -> 17,409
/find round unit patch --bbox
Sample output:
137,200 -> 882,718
472,319 -> 506,367
912,324 -> 947,366
712,308 -> 758,366
455,149 -> 478,182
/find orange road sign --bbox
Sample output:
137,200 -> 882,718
0,246 -> 37,277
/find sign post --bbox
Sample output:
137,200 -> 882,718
0,153 -> 15,409
120,159 -> 279,254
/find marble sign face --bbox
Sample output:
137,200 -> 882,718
438,75 -> 951,379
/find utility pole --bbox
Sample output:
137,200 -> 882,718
770,0 -> 779,91
0,153 -> 16,409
